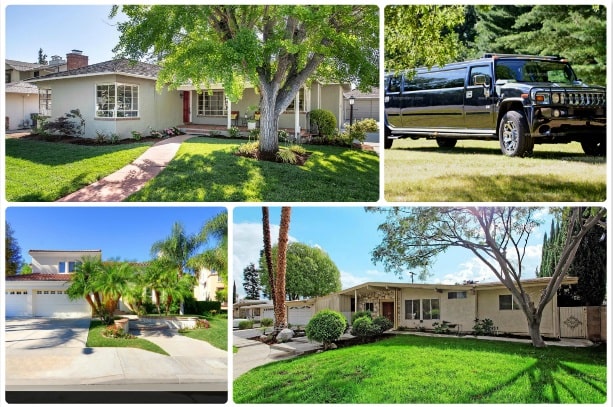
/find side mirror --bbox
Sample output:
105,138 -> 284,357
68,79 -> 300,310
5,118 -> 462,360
474,74 -> 489,86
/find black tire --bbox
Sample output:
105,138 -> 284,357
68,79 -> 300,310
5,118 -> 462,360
384,126 -> 394,149
436,138 -> 457,149
581,137 -> 606,156
498,111 -> 534,157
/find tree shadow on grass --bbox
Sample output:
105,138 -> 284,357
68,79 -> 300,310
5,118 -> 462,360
126,140 -> 379,202
9,172 -> 92,202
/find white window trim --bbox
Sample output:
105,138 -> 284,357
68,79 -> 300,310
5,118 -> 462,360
197,90 -> 227,116
95,82 -> 140,119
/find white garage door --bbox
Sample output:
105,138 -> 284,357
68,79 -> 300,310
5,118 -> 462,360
288,305 -> 314,327
5,289 -> 31,317
33,290 -> 90,318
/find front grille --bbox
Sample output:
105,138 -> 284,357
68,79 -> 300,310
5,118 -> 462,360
565,91 -> 606,106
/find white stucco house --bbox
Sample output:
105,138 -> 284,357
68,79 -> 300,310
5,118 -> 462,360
5,250 -> 100,318
193,268 -> 226,304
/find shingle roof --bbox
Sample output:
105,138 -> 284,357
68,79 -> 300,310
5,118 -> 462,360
28,59 -> 160,82
6,59 -> 46,71
6,274 -> 72,281
344,87 -> 380,99
5,81 -> 39,94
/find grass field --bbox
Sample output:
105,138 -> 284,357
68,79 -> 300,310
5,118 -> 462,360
126,138 -> 380,202
86,320 -> 169,355
385,139 -> 606,202
179,315 -> 227,350
5,139 -> 153,201
233,334 -> 607,404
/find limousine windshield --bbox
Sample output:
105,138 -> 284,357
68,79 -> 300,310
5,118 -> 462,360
495,59 -> 577,84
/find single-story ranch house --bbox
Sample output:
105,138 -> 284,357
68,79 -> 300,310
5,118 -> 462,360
5,249 -> 225,318
233,278 -> 606,341
26,54 -> 365,139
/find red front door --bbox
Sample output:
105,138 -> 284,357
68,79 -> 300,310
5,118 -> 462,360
182,91 -> 190,123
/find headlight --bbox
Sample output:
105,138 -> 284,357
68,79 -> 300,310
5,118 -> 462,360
551,93 -> 560,104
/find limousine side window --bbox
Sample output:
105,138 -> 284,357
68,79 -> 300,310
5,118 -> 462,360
402,67 -> 466,92
388,75 -> 401,93
469,65 -> 492,87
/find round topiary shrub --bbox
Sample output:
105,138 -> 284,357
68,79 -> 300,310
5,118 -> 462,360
372,316 -> 393,333
309,109 -> 337,136
351,310 -> 372,325
305,309 -> 346,350
351,316 -> 379,339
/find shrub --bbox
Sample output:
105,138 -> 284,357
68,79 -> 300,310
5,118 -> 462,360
372,316 -> 393,333
236,141 -> 259,156
184,298 -> 222,315
238,320 -> 254,330
276,148 -> 297,164
95,130 -> 108,144
131,130 -> 142,140
289,144 -> 307,155
249,129 -> 260,141
343,118 -> 378,143
261,318 -> 274,327
432,321 -> 451,334
473,318 -> 497,336
103,325 -> 134,339
277,129 -> 289,142
305,310 -> 346,350
109,133 -> 120,144
351,316 -> 379,339
351,310 -> 372,325
309,109 -> 337,136
228,126 -> 241,138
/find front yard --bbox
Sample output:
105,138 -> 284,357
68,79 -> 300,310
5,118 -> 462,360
5,139 -> 153,201
86,320 -> 169,355
179,314 -> 228,350
233,334 -> 607,403
126,138 -> 379,202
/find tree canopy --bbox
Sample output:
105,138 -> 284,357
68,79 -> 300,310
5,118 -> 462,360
111,5 -> 379,159
5,222 -> 22,276
259,242 -> 342,300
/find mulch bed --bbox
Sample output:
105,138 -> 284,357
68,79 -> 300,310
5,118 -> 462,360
234,149 -> 312,166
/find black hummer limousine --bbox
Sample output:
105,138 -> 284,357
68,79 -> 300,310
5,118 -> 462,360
384,54 -> 606,156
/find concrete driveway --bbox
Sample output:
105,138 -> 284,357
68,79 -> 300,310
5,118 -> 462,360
4,318 -> 227,391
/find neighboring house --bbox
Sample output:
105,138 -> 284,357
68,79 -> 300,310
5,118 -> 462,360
194,268 -> 226,307
233,277 -> 605,340
4,51 -> 84,130
233,298 -> 316,327
5,250 -> 101,318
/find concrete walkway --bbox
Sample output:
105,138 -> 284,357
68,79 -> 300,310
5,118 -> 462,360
56,135 -> 194,202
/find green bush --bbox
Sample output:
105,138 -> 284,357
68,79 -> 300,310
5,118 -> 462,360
261,318 -> 273,327
351,310 -> 372,325
236,141 -> 259,156
305,310 -> 346,349
473,318 -> 496,336
343,118 -> 379,143
351,316 -> 379,338
276,148 -> 297,164
372,316 -> 393,333
238,320 -> 254,330
228,126 -> 241,138
309,109 -> 337,136
184,298 -> 222,315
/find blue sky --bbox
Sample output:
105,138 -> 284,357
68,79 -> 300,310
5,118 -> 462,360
232,207 -> 547,299
5,207 -> 226,265
4,4 -> 123,64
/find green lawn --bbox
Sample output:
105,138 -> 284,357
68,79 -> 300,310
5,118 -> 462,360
5,139 -> 153,201
385,139 -> 606,202
233,335 -> 607,404
126,138 -> 380,202
86,320 -> 169,355
179,315 -> 227,350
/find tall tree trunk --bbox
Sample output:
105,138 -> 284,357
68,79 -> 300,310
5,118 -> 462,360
262,207 -> 276,302
274,207 -> 292,333
258,83 -> 280,161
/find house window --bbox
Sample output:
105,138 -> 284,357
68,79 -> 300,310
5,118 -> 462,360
350,298 -> 356,312
6,71 -> 12,83
423,299 -> 440,320
59,261 -> 79,273
253,308 -> 261,317
499,294 -> 520,310
197,91 -> 227,116
39,89 -> 52,116
405,299 -> 420,320
448,291 -> 467,299
285,88 -> 305,112
59,262 -> 66,273
96,83 -> 139,118
364,302 -> 374,312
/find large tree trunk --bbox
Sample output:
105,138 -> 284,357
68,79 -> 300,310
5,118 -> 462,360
527,313 -> 546,348
258,86 -> 280,161
274,207 -> 292,333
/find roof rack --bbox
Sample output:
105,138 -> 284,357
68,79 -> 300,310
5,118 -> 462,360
483,53 -> 565,60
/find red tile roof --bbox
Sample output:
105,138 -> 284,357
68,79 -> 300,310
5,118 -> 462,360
6,274 -> 72,281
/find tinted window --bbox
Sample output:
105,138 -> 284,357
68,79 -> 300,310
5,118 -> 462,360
403,67 -> 466,92
469,65 -> 492,86
388,75 -> 401,92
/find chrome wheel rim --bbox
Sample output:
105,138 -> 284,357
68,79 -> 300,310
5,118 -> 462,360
502,120 -> 518,152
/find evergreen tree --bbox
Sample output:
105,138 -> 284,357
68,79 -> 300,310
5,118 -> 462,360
474,6 -> 534,55
569,218 -> 606,306
242,263 -> 261,300
5,222 -> 22,276
37,48 -> 48,65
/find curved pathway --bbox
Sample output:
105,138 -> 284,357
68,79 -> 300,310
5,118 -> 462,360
56,135 -> 195,202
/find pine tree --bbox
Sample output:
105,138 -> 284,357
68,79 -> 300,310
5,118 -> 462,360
242,263 -> 261,300
5,222 -> 23,276
569,220 -> 606,305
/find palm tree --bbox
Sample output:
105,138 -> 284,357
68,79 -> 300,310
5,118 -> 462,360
144,259 -> 173,314
274,207 -> 292,332
190,212 -> 228,303
120,265 -> 148,316
66,256 -> 105,320
262,207 -> 276,301
96,262 -> 132,315
151,222 -> 203,314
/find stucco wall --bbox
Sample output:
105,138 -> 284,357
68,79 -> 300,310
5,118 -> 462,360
30,251 -> 99,274
35,74 -> 181,138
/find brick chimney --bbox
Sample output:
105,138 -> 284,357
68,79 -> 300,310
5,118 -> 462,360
66,49 -> 88,70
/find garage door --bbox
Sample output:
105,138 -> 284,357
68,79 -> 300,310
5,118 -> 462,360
5,289 -> 31,317
33,290 -> 90,318
288,305 -> 314,327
